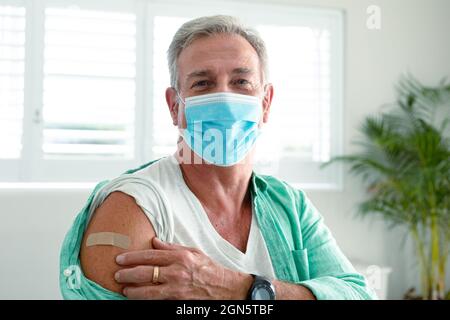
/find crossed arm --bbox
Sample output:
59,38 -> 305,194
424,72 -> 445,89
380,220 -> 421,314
80,191 -> 315,300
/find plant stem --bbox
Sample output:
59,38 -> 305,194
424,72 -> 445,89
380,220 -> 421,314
430,215 -> 440,299
438,228 -> 449,299
411,225 -> 430,299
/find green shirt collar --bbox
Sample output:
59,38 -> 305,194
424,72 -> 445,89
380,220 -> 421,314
251,171 -> 268,194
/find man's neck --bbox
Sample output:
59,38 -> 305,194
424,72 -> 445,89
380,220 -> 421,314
175,151 -> 254,216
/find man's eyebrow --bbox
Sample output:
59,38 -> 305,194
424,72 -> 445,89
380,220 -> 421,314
186,70 -> 213,80
185,68 -> 253,83
187,68 -> 252,77
232,67 -> 253,75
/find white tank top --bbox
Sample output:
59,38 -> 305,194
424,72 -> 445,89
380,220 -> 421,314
87,155 -> 275,279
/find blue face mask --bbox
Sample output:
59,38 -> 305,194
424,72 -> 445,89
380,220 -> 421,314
179,92 -> 263,166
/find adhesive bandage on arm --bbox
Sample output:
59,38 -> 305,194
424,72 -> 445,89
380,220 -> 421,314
86,232 -> 131,249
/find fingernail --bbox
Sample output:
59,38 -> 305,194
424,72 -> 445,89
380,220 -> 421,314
123,287 -> 128,296
114,272 -> 120,281
116,255 -> 124,264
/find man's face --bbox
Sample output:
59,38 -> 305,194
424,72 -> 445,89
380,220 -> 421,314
166,33 -> 273,129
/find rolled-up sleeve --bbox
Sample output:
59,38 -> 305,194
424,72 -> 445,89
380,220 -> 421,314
296,191 -> 377,300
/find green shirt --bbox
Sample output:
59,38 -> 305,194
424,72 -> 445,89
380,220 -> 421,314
59,159 -> 377,300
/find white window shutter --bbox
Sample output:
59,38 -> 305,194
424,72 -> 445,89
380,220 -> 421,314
0,5 -> 26,159
151,16 -> 189,158
0,1 -> 342,187
255,26 -> 332,164
42,7 -> 137,159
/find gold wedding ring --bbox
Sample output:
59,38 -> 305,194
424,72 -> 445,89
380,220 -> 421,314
152,266 -> 160,284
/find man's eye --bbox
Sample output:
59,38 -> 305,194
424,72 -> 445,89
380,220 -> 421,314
192,80 -> 210,88
235,79 -> 251,86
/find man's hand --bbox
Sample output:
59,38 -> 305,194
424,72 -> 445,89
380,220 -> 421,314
114,237 -> 253,300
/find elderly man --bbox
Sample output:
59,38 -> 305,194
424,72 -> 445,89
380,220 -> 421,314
60,15 -> 376,300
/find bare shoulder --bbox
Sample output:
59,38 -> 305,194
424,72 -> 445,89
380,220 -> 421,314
80,191 -> 156,294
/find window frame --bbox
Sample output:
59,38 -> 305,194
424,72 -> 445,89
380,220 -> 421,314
0,0 -> 343,189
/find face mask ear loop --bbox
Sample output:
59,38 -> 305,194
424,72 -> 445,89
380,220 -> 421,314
259,84 -> 268,104
260,84 -> 270,128
176,91 -> 185,106
261,83 -> 270,106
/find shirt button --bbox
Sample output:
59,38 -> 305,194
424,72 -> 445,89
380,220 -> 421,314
63,268 -> 73,277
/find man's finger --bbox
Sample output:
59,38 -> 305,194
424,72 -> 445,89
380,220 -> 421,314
116,249 -> 177,266
152,237 -> 187,251
115,265 -> 168,284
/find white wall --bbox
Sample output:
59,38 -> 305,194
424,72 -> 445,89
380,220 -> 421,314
1,0 -> 449,299
0,188 -> 89,299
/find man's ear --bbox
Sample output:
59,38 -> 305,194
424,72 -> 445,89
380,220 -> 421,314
262,83 -> 274,123
166,87 -> 179,126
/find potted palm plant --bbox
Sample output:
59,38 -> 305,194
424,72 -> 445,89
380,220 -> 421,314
324,75 -> 450,299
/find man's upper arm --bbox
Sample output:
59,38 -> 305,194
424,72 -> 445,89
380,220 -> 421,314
80,191 -> 156,294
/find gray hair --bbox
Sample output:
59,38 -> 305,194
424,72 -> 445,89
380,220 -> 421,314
167,15 -> 269,91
